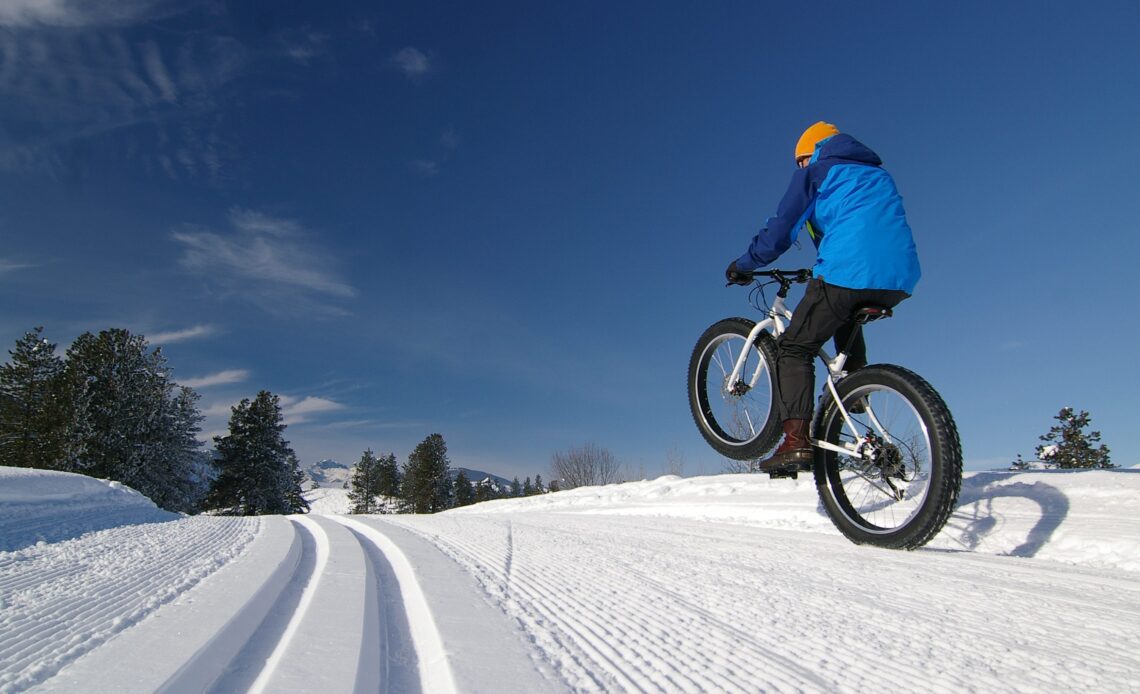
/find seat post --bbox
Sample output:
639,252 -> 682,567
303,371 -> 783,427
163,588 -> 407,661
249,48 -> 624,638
841,306 -> 892,356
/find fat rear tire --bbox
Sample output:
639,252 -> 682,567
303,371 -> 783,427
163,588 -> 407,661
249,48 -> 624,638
813,364 -> 962,550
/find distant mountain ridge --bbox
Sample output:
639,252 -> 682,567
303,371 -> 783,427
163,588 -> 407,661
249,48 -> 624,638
451,467 -> 513,493
302,459 -> 351,488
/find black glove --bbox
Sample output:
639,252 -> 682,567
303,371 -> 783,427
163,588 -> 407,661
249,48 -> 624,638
725,260 -> 752,286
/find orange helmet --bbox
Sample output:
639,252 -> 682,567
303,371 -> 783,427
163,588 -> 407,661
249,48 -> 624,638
795,121 -> 840,163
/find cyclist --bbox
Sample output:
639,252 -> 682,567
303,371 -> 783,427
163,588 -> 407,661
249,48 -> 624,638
725,121 -> 921,472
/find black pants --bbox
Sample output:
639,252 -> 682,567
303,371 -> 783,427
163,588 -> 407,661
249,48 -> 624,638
776,279 -> 909,420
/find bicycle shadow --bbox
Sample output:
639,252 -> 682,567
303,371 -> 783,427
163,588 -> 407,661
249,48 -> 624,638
940,472 -> 1071,558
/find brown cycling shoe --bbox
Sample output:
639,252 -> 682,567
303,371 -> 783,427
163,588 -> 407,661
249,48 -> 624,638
758,419 -> 813,472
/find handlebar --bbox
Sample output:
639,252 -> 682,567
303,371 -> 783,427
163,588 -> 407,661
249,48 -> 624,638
736,268 -> 812,298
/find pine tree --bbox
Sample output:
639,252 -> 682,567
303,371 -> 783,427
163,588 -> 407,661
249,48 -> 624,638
205,391 -> 305,515
510,476 -> 522,498
1037,407 -> 1114,470
1010,453 -> 1032,471
522,476 -> 534,496
285,452 -> 310,514
0,328 -> 70,470
532,474 -> 544,495
401,433 -> 452,513
63,329 -> 206,510
348,449 -> 382,514
145,385 -> 208,513
474,478 -> 500,503
376,453 -> 401,501
454,468 -> 476,507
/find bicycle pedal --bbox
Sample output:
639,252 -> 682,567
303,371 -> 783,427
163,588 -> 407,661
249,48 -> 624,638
765,458 -> 813,480
767,469 -> 798,480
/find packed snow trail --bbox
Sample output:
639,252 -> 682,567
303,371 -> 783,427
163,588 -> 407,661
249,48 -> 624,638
4,467 -> 1140,692
0,516 -> 261,692
381,512 -> 1140,692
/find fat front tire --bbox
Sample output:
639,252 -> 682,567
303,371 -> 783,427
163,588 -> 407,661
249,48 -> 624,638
688,318 -> 781,461
812,364 -> 962,550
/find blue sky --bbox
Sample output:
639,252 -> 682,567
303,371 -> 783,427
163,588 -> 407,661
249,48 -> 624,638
2,1 -> 1138,479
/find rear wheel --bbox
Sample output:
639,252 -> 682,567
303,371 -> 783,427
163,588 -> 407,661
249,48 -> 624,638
813,365 -> 961,549
688,318 -> 781,460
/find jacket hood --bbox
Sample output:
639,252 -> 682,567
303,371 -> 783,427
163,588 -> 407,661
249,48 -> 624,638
813,133 -> 882,167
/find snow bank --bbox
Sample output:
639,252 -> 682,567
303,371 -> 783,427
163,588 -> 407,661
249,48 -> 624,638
304,486 -> 351,515
0,467 -> 177,551
452,469 -> 1140,572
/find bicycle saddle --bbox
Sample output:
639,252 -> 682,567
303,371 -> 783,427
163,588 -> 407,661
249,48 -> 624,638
852,305 -> 893,324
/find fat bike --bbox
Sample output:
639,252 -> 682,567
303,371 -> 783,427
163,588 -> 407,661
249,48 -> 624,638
688,269 -> 962,549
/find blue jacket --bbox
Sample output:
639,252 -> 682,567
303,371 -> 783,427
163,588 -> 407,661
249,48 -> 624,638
735,134 -> 921,293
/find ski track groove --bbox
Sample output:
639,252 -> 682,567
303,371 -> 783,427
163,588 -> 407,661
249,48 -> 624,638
333,516 -> 459,694
247,516 -> 330,694
339,525 -> 394,694
0,516 -> 260,693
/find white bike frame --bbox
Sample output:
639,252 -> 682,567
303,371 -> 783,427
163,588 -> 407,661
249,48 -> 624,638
725,294 -> 890,460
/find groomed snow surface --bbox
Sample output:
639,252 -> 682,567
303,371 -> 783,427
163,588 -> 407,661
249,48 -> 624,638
2,466 -> 1139,693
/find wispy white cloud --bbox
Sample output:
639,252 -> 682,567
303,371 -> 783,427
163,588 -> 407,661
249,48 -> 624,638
140,40 -> 177,102
0,258 -> 34,275
281,395 -> 346,425
279,28 -> 328,65
408,128 -> 459,178
149,324 -> 218,344
172,208 -> 356,309
440,127 -> 460,149
181,369 -> 249,389
202,401 -> 235,419
203,393 -> 348,432
390,46 -> 433,81
0,19 -> 248,179
354,18 -> 376,36
409,159 -> 439,177
320,418 -> 426,431
228,207 -> 303,237
0,0 -> 188,28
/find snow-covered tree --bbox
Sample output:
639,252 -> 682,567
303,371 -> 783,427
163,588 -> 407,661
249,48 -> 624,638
63,329 -> 207,511
1037,408 -> 1114,470
401,433 -> 452,513
376,452 -> 401,500
285,452 -> 310,514
474,477 -> 501,503
0,327 -> 70,470
348,449 -> 382,514
454,468 -> 476,507
144,385 -> 209,513
205,391 -> 307,515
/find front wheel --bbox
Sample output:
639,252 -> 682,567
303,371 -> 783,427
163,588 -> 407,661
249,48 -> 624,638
688,318 -> 782,460
813,365 -> 962,549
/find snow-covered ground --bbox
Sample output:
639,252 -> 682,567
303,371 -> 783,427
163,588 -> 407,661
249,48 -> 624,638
2,466 -> 1139,692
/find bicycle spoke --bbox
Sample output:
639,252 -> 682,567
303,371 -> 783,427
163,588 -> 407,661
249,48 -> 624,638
825,382 -> 932,533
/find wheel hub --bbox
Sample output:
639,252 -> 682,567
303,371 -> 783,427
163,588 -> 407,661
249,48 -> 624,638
866,435 -> 906,479
727,380 -> 751,397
